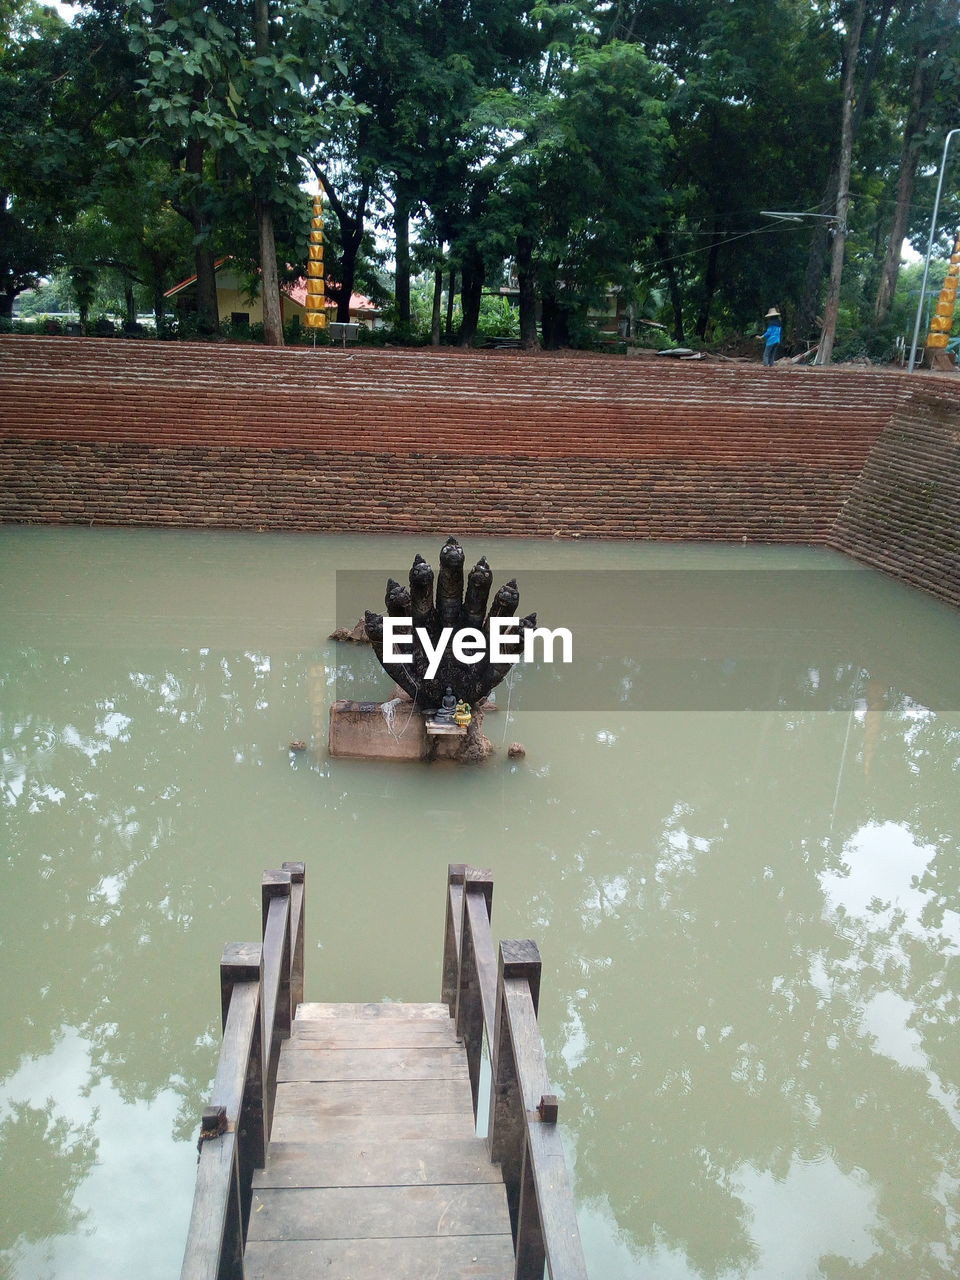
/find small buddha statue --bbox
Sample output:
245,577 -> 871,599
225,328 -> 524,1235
436,687 -> 457,723
454,700 -> 472,728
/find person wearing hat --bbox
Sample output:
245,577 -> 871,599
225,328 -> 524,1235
756,308 -> 783,365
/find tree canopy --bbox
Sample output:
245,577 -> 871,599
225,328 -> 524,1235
1,0 -> 958,355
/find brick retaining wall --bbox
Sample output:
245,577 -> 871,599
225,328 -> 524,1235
1,336 -> 958,601
829,386 -> 960,608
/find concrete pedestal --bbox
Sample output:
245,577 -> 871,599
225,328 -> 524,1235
329,698 -> 486,763
329,699 -> 427,761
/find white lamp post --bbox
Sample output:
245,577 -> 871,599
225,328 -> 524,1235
908,128 -> 960,373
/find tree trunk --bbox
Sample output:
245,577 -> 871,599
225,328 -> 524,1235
332,206 -> 365,323
0,289 -> 15,320
152,271 -> 166,331
193,236 -> 219,334
185,135 -> 220,335
801,0 -> 891,345
797,199 -> 833,344
124,281 -> 137,328
256,194 -> 283,345
695,223 -> 722,340
431,265 -> 443,345
817,0 -> 866,366
253,0 -> 283,346
394,188 -> 411,327
445,267 -> 456,339
315,173 -> 369,325
874,0 -> 948,324
654,231 -> 684,342
458,247 -> 484,346
874,141 -> 920,325
516,233 -> 539,349
540,288 -> 570,349
332,248 -> 358,323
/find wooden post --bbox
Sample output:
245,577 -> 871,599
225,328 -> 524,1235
454,867 -> 493,1117
183,947 -> 262,1280
282,861 -> 306,1014
220,942 -> 262,1031
442,863 -> 467,1015
515,1139 -> 546,1280
488,939 -> 541,1238
180,1125 -> 245,1280
220,943 -> 265,1236
261,870 -> 292,1139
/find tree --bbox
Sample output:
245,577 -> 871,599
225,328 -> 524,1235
484,40 -> 666,348
600,0 -> 844,344
0,4 -> 86,316
817,0 -> 867,365
873,0 -> 960,324
125,0 -> 348,340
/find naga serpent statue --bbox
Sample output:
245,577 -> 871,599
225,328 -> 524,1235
364,537 -> 537,711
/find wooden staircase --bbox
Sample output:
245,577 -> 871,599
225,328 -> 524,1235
180,864 -> 587,1280
245,1000 -> 513,1279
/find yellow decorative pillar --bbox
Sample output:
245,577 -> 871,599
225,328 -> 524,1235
304,192 -> 327,331
925,234 -> 960,368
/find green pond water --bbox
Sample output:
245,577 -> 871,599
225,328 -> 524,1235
1,526 -> 959,1279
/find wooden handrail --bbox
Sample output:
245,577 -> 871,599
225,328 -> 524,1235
180,861 -> 305,1280
442,864 -> 588,1280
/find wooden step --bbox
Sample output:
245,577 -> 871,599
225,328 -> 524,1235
278,1042 -> 469,1084
246,999 -> 514,1276
273,1077 -> 473,1119
296,1001 -> 450,1021
243,1233 -> 514,1280
269,1107 -> 476,1143
289,1018 -> 459,1048
253,1139 -> 504,1189
247,1182 -> 509,1241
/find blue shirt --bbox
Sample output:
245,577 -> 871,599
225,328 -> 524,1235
763,322 -> 782,345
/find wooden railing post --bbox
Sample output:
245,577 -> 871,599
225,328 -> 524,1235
182,945 -> 263,1280
515,1137 -> 546,1280
454,867 -> 494,1116
260,869 -> 292,1140
182,865 -> 308,1280
282,861 -> 306,1012
442,863 -> 467,1014
219,942 -> 265,1238
488,939 -> 541,1239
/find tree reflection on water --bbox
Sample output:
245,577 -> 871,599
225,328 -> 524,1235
528,698 -> 960,1278
2,533 -> 960,1279
0,1101 -> 98,1264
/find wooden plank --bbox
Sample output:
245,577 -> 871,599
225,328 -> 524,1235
269,1108 -> 475,1143
296,1001 -> 451,1021
252,1139 -> 505,1188
525,1118 -> 589,1280
280,861 -> 305,1013
278,1044 -> 469,1083
244,1234 -> 514,1280
247,1182 -> 510,1241
273,1077 -> 474,1117
465,887 -> 498,1046
180,1131 -> 241,1280
503,979 -> 551,1110
442,866 -> 466,1012
180,980 -> 260,1280
289,1019 -> 459,1048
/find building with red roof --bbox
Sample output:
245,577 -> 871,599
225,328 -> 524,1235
164,259 -> 383,330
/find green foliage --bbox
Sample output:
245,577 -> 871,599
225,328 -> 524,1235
2,0 -> 957,350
